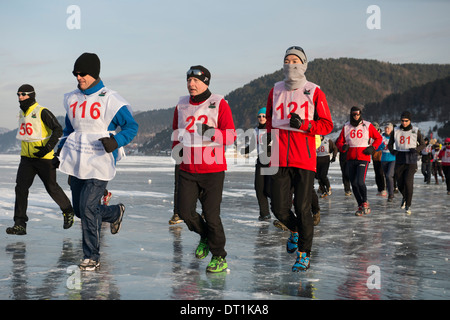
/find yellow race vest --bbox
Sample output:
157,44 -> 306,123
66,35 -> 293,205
16,103 -> 53,159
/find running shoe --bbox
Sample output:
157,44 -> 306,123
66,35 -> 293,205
405,206 -> 412,215
313,212 -> 320,226
292,251 -> 310,272
63,211 -> 74,229
169,213 -> 183,225
6,225 -> 26,235
195,238 -> 209,259
362,202 -> 371,215
111,203 -> 125,234
273,220 -> 289,231
79,259 -> 100,271
206,256 -> 228,273
258,214 -> 271,221
102,191 -> 112,205
286,231 -> 299,254
355,206 -> 363,216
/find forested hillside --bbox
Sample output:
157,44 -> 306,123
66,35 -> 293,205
227,58 -> 450,129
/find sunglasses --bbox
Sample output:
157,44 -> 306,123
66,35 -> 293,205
186,69 -> 204,77
401,119 -> 410,123
445,142 -> 450,145
351,112 -> 361,116
17,91 -> 34,96
257,115 -> 266,118
72,71 -> 88,77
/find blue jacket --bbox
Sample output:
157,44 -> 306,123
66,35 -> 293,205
59,80 -> 139,162
378,133 -> 396,162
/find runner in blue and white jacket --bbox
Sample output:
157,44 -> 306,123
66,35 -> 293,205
378,123 -> 396,202
56,53 -> 138,271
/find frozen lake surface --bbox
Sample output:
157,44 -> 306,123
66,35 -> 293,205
0,154 -> 448,301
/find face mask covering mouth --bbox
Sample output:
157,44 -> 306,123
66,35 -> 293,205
283,63 -> 307,91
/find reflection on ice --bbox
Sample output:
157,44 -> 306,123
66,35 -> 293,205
0,155 -> 448,300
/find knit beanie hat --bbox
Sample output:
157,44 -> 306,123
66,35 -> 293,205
186,65 -> 211,85
401,111 -> 412,120
284,46 -> 307,64
258,107 -> 266,115
73,53 -> 101,79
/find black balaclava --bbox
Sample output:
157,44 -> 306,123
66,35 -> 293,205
18,84 -> 36,112
350,106 -> 363,127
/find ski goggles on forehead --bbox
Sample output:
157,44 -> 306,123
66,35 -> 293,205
287,46 -> 304,52
17,91 -> 34,96
186,69 -> 204,77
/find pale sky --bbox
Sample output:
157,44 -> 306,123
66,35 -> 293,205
1,0 -> 449,129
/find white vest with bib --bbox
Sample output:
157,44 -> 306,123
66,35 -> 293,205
316,138 -> 330,157
393,126 -> 418,151
175,94 -> 222,147
59,87 -> 129,181
343,121 -> 371,148
16,104 -> 50,142
271,81 -> 317,133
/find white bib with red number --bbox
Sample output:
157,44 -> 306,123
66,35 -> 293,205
16,104 -> 50,142
393,127 -> 418,151
59,87 -> 129,181
316,138 -> 330,157
441,148 -> 450,163
343,121 -> 371,148
175,94 -> 222,147
271,81 -> 317,132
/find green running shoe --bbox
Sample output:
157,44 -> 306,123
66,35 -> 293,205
206,256 -> 228,273
195,238 -> 209,259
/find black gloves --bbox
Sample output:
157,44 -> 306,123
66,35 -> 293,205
289,113 -> 303,129
330,156 -> 336,163
196,123 -> 215,139
52,147 -> 61,168
33,145 -> 52,158
363,146 -> 375,155
99,136 -> 118,153
342,144 -> 350,152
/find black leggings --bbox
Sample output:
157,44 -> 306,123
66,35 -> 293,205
14,157 -> 72,227
177,170 -> 227,258
346,160 -> 369,206
270,167 -> 315,254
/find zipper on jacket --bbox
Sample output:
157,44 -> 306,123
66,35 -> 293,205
306,136 -> 311,158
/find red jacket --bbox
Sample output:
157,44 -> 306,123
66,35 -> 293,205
266,86 -> 333,172
336,121 -> 382,161
172,96 -> 236,173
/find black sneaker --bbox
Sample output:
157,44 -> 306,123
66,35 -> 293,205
6,225 -> 26,235
111,204 -> 125,234
63,211 -> 74,229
